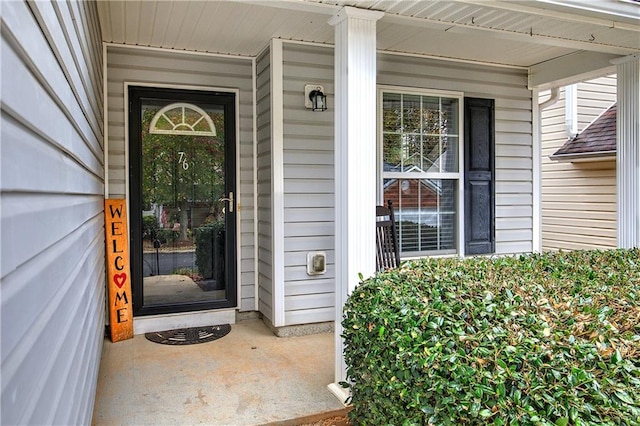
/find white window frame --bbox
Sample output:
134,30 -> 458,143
149,102 -> 217,136
377,86 -> 465,258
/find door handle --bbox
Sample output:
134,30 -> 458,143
219,192 -> 234,213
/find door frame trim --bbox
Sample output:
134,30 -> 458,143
125,82 -> 241,315
133,308 -> 237,335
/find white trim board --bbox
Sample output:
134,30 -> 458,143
133,309 -> 236,335
532,87 -> 542,253
252,56 -> 260,312
270,38 -> 286,327
103,42 -> 109,197
106,39 -> 528,73
103,42 -> 254,61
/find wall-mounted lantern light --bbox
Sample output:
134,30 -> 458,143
304,84 -> 327,111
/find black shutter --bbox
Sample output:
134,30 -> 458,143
464,97 -> 495,255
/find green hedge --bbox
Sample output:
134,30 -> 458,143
142,215 -> 158,241
155,228 -> 179,244
343,249 -> 640,425
195,221 -> 225,282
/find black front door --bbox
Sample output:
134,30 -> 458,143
129,86 -> 236,316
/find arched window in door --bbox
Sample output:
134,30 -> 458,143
149,102 -> 217,136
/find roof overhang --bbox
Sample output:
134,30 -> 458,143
550,151 -> 616,162
97,0 -> 640,88
529,51 -> 619,90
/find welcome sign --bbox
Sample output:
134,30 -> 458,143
105,199 -> 133,342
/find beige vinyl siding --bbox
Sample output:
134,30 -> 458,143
577,76 -> 617,129
1,1 -> 104,424
541,75 -> 617,251
256,47 -> 274,322
282,43 -> 335,326
105,46 -> 256,311
378,53 -> 534,254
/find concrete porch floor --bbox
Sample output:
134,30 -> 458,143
92,319 -> 345,425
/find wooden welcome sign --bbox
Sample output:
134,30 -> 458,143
105,199 -> 134,342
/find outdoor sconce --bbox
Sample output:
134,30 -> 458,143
304,84 -> 327,111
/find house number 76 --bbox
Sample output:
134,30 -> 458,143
178,151 -> 189,170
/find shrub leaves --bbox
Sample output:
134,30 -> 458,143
343,249 -> 640,425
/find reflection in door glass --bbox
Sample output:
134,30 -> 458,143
140,101 -> 227,306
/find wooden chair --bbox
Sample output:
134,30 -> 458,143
376,200 -> 400,272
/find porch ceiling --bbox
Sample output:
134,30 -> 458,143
97,0 -> 639,69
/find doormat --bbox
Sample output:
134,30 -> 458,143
145,324 -> 231,345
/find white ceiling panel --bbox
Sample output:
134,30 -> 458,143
97,0 -> 639,67
148,1 -> 173,47
136,1 -> 158,46
175,2 -> 210,50
158,1 -> 192,49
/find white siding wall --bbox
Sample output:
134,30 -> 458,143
282,43 -> 335,325
256,47 -> 274,322
377,53 -> 534,255
541,75 -> 617,251
270,44 -> 533,327
105,46 -> 256,311
1,1 -> 104,424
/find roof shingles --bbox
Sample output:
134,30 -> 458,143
551,103 -> 616,160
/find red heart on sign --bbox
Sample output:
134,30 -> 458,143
114,273 -> 127,288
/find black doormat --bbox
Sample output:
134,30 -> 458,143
145,324 -> 231,345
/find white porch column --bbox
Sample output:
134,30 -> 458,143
615,54 -> 640,248
328,6 -> 383,401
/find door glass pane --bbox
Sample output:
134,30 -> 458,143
140,101 -> 227,306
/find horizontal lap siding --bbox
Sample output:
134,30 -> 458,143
378,54 -> 533,255
1,1 -> 104,425
282,43 -> 335,326
540,75 -> 617,251
256,48 -> 273,321
106,46 -> 256,311
276,46 -> 532,325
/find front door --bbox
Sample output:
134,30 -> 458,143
129,86 -> 236,316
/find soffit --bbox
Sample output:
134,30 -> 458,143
97,0 -> 639,67
97,1 -> 335,56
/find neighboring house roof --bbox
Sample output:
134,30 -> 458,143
551,103 -> 616,161
383,179 -> 438,209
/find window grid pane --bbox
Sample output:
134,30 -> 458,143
383,178 -> 457,253
382,94 -> 459,173
382,91 -> 460,255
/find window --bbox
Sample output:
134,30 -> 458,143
380,89 -> 463,256
149,102 -> 217,136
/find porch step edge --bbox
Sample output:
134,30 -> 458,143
261,407 -> 352,426
263,317 -> 334,337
